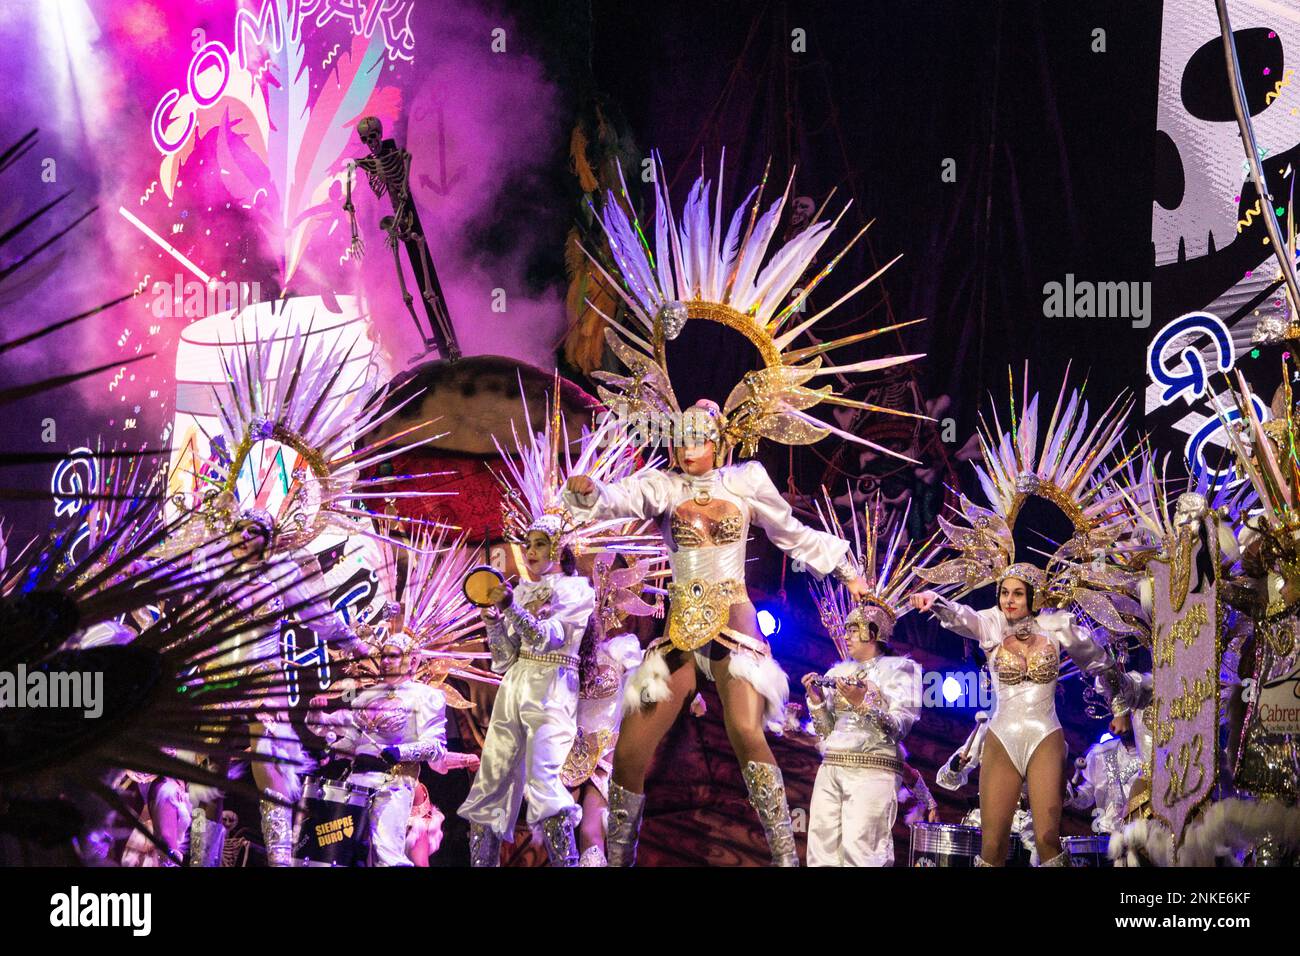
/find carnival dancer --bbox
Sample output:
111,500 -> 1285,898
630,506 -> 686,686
801,608 -> 920,865
459,389 -> 657,866
312,527 -> 490,866
185,510 -> 359,866
800,493 -> 933,866
309,626 -> 449,866
171,329 -> 449,866
565,154 -> 924,866
910,370 -> 1139,867
1067,718 -> 1145,836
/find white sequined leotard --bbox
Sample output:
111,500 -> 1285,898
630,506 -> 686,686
931,597 -> 1080,777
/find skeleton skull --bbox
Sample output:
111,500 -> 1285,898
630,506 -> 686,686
789,196 -> 816,231
1152,7 -> 1298,267
357,116 -> 384,155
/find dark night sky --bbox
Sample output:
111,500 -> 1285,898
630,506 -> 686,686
553,0 -> 1164,422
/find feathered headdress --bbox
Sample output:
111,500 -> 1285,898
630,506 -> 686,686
368,527 -> 499,707
170,325 -> 452,552
810,488 -> 943,657
918,367 -> 1144,632
584,152 -> 928,463
493,379 -> 663,557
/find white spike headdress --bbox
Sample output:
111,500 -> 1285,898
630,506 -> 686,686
493,380 -> 664,559
918,367 -> 1144,633
172,327 -> 451,552
368,527 -> 499,705
810,488 -> 944,657
584,151 -> 928,464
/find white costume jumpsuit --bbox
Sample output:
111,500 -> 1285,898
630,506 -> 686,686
458,572 -> 595,838
310,679 -> 447,866
931,597 -> 1103,776
806,655 -> 922,866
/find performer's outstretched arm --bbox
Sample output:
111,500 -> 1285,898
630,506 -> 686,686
741,461 -> 853,579
563,470 -> 676,523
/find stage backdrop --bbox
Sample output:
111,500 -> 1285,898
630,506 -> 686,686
1147,0 -> 1300,486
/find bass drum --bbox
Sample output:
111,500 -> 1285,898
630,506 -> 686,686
296,775 -> 375,867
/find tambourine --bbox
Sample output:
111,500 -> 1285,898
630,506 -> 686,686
462,565 -> 507,607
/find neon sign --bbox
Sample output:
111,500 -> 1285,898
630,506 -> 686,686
1146,312 -> 1234,407
151,0 -> 416,157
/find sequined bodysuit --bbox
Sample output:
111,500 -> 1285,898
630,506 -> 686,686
987,636 -> 1062,776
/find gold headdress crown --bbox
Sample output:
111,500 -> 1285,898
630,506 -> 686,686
585,152 -> 929,464
918,367 -> 1143,633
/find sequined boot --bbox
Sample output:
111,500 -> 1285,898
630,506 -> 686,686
578,844 -> 607,867
605,782 -> 646,867
258,797 -> 294,867
188,814 -> 226,867
1038,849 -> 1070,867
741,760 -> 800,867
974,855 -> 995,867
540,813 -> 580,867
469,823 -> 501,867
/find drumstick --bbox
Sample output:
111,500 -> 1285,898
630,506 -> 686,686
960,712 -> 990,762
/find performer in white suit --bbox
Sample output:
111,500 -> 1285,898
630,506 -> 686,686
801,493 -> 932,866
310,626 -> 448,866
803,609 -> 921,865
460,389 -> 654,866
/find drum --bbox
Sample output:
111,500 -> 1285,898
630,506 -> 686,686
296,775 -> 375,867
1062,834 -> 1113,867
909,823 -> 980,866
910,822 -> 1028,866
463,565 -> 506,607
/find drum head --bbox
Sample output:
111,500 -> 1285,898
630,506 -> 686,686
463,565 -> 505,607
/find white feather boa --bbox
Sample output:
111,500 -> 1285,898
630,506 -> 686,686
722,647 -> 790,732
623,650 -> 673,715
1110,798 -> 1300,866
622,645 -> 790,731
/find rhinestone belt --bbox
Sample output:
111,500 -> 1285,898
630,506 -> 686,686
518,649 -> 581,669
822,751 -> 903,773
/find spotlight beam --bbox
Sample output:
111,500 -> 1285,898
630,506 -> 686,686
117,206 -> 212,285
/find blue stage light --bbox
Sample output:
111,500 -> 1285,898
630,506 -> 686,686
756,609 -> 780,637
